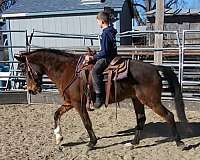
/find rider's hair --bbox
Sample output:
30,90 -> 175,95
96,11 -> 110,24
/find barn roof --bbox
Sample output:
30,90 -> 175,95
146,8 -> 200,17
2,0 -> 125,18
146,8 -> 200,23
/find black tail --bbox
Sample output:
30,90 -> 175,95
157,66 -> 187,122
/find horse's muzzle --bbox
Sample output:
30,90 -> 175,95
28,90 -> 37,95
37,86 -> 42,93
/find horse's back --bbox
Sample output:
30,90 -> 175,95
129,60 -> 161,83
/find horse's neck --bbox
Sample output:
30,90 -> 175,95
41,55 -> 78,89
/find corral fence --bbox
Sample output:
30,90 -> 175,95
0,29 -> 199,104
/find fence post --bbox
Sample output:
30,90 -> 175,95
154,0 -> 164,65
180,30 -> 185,89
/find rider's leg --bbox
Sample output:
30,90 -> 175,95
92,58 -> 108,108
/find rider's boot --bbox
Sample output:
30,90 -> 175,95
94,93 -> 104,109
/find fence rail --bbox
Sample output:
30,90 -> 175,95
0,29 -> 200,103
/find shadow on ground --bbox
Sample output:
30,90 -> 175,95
61,122 -> 200,150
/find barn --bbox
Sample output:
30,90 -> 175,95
146,9 -> 200,47
2,0 -> 132,58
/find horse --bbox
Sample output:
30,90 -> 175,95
14,48 -> 188,150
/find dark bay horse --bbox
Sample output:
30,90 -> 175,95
14,48 -> 187,150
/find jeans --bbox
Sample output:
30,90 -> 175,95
92,58 -> 108,94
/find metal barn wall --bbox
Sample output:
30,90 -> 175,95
7,15 -> 103,54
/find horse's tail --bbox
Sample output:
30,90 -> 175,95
157,65 -> 187,122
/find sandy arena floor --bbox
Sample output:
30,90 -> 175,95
0,102 -> 200,160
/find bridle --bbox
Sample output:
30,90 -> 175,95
25,56 -> 40,83
24,54 -> 86,95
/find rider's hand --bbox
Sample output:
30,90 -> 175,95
85,55 -> 93,63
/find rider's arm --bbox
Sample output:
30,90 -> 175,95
93,32 -> 111,61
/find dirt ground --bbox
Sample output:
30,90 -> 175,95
0,101 -> 200,160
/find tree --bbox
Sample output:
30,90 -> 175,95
131,0 -> 186,25
0,0 -> 16,13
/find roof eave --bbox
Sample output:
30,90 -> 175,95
2,7 -> 122,18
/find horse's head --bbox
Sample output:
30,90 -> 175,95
14,53 -> 43,95
86,47 -> 96,56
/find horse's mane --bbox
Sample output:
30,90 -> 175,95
23,48 -> 76,58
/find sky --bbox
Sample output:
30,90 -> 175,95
134,0 -> 200,9
134,0 -> 200,20
185,0 -> 200,8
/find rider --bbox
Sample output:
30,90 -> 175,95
85,11 -> 117,109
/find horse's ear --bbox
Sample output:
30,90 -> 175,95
14,54 -> 26,62
86,47 -> 92,52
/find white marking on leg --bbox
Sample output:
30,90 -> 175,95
54,126 -> 60,134
54,126 -> 63,144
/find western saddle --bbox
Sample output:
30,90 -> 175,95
80,48 -> 129,108
102,57 -> 129,106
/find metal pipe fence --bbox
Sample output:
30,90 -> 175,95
0,30 -> 28,101
0,29 -> 200,102
181,30 -> 200,100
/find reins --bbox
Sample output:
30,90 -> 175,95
62,55 -> 85,96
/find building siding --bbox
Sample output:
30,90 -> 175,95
7,13 -> 121,58
8,15 -> 103,51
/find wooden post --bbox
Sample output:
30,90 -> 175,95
144,0 -> 151,11
0,33 -> 3,62
154,0 -> 164,64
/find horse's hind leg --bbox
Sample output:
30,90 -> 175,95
54,103 -> 73,145
131,98 -> 146,145
151,103 -> 185,148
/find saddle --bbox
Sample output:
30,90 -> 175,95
79,54 -> 129,108
103,57 -> 129,106
103,57 -> 129,81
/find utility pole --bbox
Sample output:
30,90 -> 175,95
154,0 -> 164,64
0,0 -> 3,62
144,0 -> 151,11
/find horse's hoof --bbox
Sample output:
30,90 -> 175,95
54,145 -> 64,152
87,142 -> 96,150
131,139 -> 140,146
124,143 -> 133,147
55,135 -> 63,145
124,143 -> 136,150
176,141 -> 186,150
87,108 -> 94,111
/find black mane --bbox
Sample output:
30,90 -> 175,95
26,48 -> 77,57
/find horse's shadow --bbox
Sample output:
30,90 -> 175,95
61,122 -> 200,150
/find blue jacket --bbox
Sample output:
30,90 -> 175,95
93,25 -> 117,62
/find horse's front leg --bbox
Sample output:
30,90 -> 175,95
74,102 -> 97,149
54,103 -> 73,145
86,84 -> 94,111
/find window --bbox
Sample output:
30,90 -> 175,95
80,0 -> 106,5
